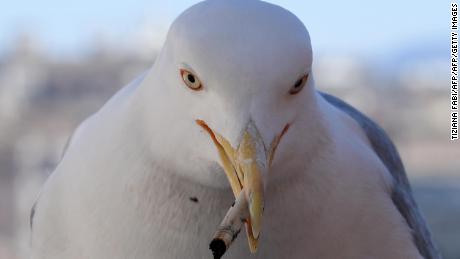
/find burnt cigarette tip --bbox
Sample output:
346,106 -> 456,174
209,238 -> 226,259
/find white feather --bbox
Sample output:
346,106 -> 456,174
30,1 -> 422,258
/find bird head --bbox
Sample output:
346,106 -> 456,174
140,0 -> 314,253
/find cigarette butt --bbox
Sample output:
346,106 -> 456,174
209,190 -> 249,259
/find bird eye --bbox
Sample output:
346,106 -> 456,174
180,69 -> 202,90
289,74 -> 308,95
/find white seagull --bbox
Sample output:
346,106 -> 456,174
30,0 -> 440,258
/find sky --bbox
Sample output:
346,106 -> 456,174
0,0 -> 447,60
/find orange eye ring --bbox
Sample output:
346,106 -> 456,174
180,69 -> 202,91
289,74 -> 308,95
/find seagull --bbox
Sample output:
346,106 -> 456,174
30,0 -> 440,258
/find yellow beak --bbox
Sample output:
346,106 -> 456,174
197,119 -> 289,253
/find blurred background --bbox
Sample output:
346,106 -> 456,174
0,0 -> 456,258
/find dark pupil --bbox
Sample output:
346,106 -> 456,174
187,74 -> 195,83
294,78 -> 303,88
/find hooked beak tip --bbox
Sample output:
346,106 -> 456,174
197,119 -> 290,253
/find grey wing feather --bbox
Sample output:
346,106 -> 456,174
321,92 -> 441,259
